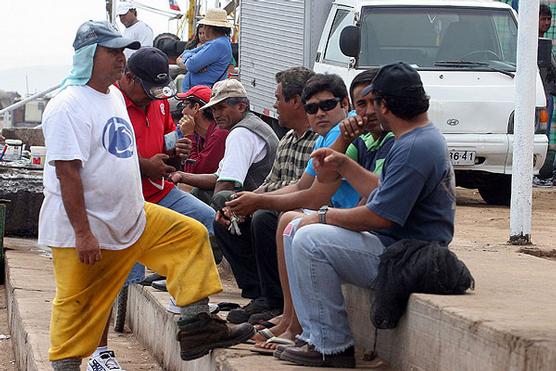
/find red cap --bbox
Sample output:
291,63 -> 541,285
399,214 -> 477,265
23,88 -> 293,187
177,85 -> 212,104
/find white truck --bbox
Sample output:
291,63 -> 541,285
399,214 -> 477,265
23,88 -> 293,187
239,0 -> 549,205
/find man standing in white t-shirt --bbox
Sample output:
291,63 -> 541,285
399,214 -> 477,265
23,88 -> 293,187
40,20 -> 254,371
117,2 -> 154,59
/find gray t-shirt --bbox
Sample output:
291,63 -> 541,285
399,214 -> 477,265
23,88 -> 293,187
366,123 -> 455,246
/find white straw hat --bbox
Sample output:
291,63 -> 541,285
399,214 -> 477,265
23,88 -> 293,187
198,8 -> 233,28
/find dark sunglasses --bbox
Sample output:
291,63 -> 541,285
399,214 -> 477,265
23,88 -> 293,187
304,97 -> 341,115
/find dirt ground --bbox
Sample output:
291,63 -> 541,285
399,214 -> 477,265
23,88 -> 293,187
0,187 -> 554,370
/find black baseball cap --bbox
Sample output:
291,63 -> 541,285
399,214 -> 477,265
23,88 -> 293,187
73,20 -> 140,51
127,47 -> 177,99
361,62 -> 426,98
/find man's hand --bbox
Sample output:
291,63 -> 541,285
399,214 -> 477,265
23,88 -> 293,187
0,134 -> 5,145
141,154 -> 175,179
179,114 -> 196,136
75,230 -> 102,265
175,137 -> 192,160
169,170 -> 186,184
226,192 -> 260,217
297,213 -> 319,230
311,148 -> 347,183
340,115 -> 367,139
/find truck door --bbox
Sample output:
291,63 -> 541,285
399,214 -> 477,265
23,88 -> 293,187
313,5 -> 358,86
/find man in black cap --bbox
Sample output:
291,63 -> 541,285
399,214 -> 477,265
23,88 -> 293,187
39,21 -> 253,371
87,46 -> 221,370
277,62 -> 456,368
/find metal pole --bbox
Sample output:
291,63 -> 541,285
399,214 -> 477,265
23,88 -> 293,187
509,0 -> 540,245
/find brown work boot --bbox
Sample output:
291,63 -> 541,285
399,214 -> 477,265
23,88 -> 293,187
281,344 -> 356,368
177,312 -> 255,361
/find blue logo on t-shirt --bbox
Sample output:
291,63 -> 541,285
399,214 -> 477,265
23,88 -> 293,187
102,117 -> 134,158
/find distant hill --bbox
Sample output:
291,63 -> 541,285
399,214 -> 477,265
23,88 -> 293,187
0,65 -> 70,96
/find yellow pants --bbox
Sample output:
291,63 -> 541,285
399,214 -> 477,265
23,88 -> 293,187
48,202 -> 222,361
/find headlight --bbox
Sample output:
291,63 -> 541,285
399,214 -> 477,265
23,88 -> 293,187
507,107 -> 547,134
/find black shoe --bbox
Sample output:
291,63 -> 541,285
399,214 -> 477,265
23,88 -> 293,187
226,298 -> 269,324
139,273 -> 165,286
177,312 -> 255,361
281,344 -> 356,368
248,307 -> 282,324
152,279 -> 167,292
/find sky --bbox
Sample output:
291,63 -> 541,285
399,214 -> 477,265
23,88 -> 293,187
0,0 -> 187,95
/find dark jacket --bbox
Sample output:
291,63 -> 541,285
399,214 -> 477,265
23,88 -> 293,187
371,239 -> 475,329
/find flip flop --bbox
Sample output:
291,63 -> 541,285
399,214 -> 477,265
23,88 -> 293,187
250,336 -> 296,356
254,321 -> 275,330
257,328 -> 275,341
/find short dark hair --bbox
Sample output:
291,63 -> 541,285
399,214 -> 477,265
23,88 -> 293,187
186,98 -> 213,120
374,93 -> 430,120
540,4 -> 552,17
349,68 -> 379,103
275,67 -> 315,102
301,73 -> 349,105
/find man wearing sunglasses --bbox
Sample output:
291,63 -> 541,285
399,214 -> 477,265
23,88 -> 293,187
227,73 -> 360,217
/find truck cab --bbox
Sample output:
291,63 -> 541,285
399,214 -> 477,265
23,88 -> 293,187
313,0 -> 548,205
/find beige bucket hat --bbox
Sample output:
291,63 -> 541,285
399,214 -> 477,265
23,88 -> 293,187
201,79 -> 248,110
198,8 -> 233,28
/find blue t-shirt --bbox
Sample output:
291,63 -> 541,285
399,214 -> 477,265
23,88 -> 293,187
366,123 -> 455,246
182,36 -> 232,90
305,124 -> 360,209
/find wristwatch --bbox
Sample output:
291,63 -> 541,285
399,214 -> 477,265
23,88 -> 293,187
318,205 -> 329,224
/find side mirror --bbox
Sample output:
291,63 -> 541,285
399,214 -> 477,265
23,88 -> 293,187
538,38 -> 552,69
340,26 -> 361,58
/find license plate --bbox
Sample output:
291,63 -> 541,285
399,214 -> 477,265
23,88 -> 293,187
449,150 -> 475,165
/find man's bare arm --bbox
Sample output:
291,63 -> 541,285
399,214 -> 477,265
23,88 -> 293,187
326,205 -> 392,231
55,160 -> 101,265
171,171 -> 217,190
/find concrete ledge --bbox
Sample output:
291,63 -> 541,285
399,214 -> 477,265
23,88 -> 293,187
344,248 -> 556,371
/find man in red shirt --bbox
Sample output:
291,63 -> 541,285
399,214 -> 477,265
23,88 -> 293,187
88,47 -> 218,371
176,85 -> 229,174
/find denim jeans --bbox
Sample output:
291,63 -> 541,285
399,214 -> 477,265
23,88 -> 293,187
284,218 -> 386,354
125,186 -> 216,285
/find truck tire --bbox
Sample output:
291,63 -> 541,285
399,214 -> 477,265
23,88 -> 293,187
113,286 -> 128,333
478,176 -> 511,206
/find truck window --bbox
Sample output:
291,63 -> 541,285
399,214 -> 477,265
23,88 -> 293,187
324,9 -> 352,65
358,7 -> 517,70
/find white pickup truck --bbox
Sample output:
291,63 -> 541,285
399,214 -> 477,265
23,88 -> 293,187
239,0 -> 548,205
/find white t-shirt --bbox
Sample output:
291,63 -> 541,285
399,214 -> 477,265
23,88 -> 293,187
215,127 -> 267,187
38,85 -> 146,250
123,21 -> 154,59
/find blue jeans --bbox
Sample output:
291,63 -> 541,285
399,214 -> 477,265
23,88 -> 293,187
284,218 -> 386,354
125,186 -> 216,285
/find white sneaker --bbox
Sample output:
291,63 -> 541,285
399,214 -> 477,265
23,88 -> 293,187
167,297 -> 219,315
87,350 -> 125,371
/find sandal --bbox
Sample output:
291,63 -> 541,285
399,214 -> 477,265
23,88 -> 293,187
257,328 -> 275,341
250,336 -> 296,356
254,321 -> 275,330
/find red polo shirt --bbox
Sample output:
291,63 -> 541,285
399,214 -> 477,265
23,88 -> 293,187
184,121 -> 228,174
118,85 -> 175,203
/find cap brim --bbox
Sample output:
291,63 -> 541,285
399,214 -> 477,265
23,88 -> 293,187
200,95 -> 229,110
361,84 -> 375,97
140,79 -> 177,99
99,37 -> 141,50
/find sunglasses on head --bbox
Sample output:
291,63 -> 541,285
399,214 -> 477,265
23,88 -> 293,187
304,97 -> 341,115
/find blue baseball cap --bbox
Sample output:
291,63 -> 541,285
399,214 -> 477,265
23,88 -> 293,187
73,20 -> 141,51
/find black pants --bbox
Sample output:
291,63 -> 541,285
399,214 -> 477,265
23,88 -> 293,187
213,209 -> 283,308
